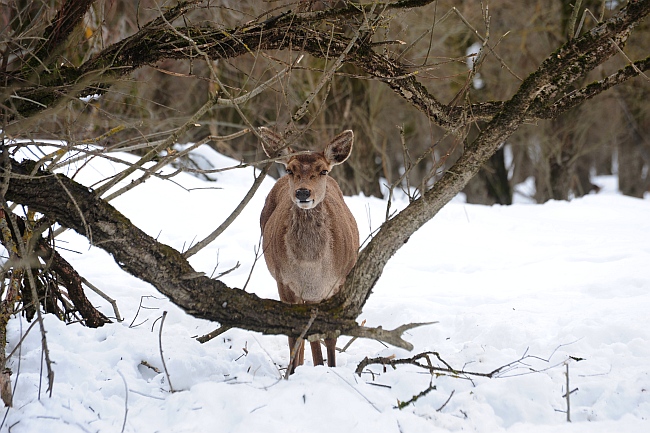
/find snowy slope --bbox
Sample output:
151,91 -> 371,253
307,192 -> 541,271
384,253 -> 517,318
3,144 -> 649,432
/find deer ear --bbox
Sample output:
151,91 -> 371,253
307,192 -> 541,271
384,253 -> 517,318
324,130 -> 353,165
259,127 -> 292,165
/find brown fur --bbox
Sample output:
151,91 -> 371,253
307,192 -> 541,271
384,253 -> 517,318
259,128 -> 359,372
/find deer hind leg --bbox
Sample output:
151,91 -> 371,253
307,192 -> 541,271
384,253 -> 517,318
310,340 -> 324,366
288,336 -> 305,374
325,338 -> 337,367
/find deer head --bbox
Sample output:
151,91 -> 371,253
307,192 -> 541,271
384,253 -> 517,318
259,127 -> 354,210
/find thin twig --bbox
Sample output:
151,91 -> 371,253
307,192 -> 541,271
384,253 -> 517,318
329,367 -> 382,413
76,125 -> 127,145
129,295 -> 161,328
396,379 -> 436,410
214,262 -> 240,279
338,319 -> 366,353
5,320 -> 39,361
196,325 -> 232,344
158,311 -> 174,393
285,310 -> 318,380
184,163 -> 271,258
436,389 -> 455,412
81,277 -> 122,322
118,371 -> 129,433
242,235 -> 264,292
565,361 -> 571,422
54,174 -> 92,244
568,0 -> 584,40
448,7 -> 521,81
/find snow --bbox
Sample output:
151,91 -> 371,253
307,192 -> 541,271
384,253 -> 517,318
3,144 -> 650,432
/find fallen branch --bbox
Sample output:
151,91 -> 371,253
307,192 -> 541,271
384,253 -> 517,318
196,325 -> 231,344
157,311 -> 174,393
355,349 -> 547,379
357,350 -> 584,413
397,380 -> 436,410
0,209 -> 111,328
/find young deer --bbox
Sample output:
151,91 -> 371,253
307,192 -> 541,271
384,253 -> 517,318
259,127 -> 359,374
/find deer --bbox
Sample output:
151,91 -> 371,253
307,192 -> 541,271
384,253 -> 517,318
259,127 -> 359,374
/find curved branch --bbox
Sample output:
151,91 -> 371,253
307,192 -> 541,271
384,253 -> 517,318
2,158 -> 420,349
4,1 -> 453,126
326,0 -> 650,316
5,0 -> 647,132
532,54 -> 650,119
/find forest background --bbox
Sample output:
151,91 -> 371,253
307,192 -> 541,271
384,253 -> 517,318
3,0 -> 649,204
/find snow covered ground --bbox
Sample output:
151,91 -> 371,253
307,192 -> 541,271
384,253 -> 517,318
3,144 -> 649,432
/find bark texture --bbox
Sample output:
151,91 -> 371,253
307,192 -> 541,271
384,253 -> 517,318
6,1 -> 647,127
3,159 -> 418,348
327,0 -> 650,315
2,1 -> 649,346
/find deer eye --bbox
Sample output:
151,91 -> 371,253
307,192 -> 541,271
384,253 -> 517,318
320,170 -> 328,176
286,168 -> 293,175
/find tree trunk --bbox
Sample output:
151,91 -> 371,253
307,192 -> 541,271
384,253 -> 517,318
618,137 -> 647,198
464,146 -> 512,205
617,92 -> 650,197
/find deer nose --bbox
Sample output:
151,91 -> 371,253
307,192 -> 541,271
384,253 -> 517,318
295,188 -> 311,202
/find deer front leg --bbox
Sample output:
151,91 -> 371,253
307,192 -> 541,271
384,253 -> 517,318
288,336 -> 305,374
310,340 -> 324,366
325,338 -> 337,367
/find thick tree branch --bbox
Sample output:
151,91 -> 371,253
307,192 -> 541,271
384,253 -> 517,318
2,158 -> 419,349
532,54 -> 650,118
4,0 -> 647,133
31,0 -> 97,67
3,1 -> 451,125
2,0 -> 646,344
326,0 -> 650,316
447,54 -> 650,123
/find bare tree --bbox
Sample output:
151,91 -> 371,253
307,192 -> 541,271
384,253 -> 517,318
1,1 -> 649,359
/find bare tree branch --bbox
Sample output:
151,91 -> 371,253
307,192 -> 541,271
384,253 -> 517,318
1,0 -> 647,351
31,0 -> 97,69
183,162 -> 271,258
2,157 -> 423,349
325,0 -> 650,316
532,55 -> 650,118
5,0 -> 647,136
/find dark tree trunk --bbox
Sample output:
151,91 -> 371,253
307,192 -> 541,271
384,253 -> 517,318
464,146 -> 512,205
618,137 -> 647,198
329,69 -> 383,198
548,142 -> 574,201
617,93 -> 650,197
574,156 -> 599,196
537,107 -> 589,202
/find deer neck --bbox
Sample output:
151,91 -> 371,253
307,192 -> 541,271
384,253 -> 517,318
288,203 -> 328,261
